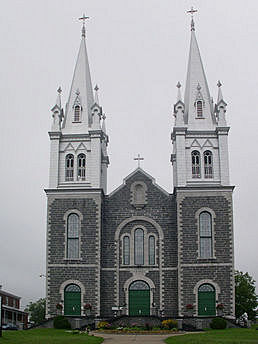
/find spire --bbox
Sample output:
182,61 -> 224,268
94,84 -> 99,105
217,80 -> 223,103
102,113 -> 106,133
176,82 -> 182,102
62,15 -> 94,132
184,9 -> 215,127
216,80 -> 227,126
51,87 -> 63,131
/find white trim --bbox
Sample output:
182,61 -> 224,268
193,279 -> 220,317
195,207 -> 216,259
63,210 -> 83,260
124,276 -> 155,316
59,280 -> 86,316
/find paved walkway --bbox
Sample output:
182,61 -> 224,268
92,332 -> 187,343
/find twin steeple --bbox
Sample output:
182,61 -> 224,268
49,16 -> 109,192
172,10 -> 230,188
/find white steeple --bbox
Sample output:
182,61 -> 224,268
171,11 -> 230,188
48,16 -> 109,192
62,16 -> 94,134
184,17 -> 216,129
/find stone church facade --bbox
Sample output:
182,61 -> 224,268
45,17 -> 235,321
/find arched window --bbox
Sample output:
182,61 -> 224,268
192,151 -> 201,178
204,151 -> 213,178
65,154 -> 74,181
135,184 -> 145,204
196,100 -> 203,117
198,283 -> 215,316
67,213 -> 80,259
77,153 -> 86,181
74,105 -> 81,122
134,228 -> 144,265
148,236 -> 155,265
123,236 -> 130,265
199,211 -> 212,258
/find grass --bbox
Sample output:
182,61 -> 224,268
165,327 -> 258,344
0,328 -> 104,344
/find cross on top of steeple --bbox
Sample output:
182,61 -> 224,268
79,13 -> 90,37
187,7 -> 197,31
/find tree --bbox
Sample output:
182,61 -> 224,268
235,270 -> 257,320
25,298 -> 46,325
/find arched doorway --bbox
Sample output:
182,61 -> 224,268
129,280 -> 150,316
64,284 -> 81,316
198,284 -> 215,316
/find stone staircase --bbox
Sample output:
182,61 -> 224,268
109,315 -> 162,328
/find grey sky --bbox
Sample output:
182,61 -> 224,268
0,0 -> 257,309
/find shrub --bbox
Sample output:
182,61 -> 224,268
145,322 -> 153,330
97,321 -> 110,329
210,317 -> 227,329
162,319 -> 178,329
53,315 -> 71,329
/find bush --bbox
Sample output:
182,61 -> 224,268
53,315 -> 71,329
145,322 -> 153,330
97,321 -> 110,329
162,319 -> 178,329
210,317 -> 227,329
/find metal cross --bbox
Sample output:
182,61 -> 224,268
134,154 -> 144,168
79,13 -> 89,25
187,7 -> 197,17
79,14 -> 89,37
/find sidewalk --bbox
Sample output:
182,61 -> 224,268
92,332 -> 187,343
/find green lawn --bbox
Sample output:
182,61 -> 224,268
0,328 -> 103,344
165,328 -> 258,344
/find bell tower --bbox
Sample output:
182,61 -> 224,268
45,16 -> 108,319
172,10 -> 235,319
48,15 -> 109,193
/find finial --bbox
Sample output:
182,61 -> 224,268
217,80 -> 224,103
197,83 -> 201,91
94,84 -> 99,104
76,88 -> 80,96
176,82 -> 182,102
187,7 -> 197,31
57,86 -> 62,94
79,13 -> 89,38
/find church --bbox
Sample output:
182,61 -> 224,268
45,14 -> 235,324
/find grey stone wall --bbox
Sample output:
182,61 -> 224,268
177,190 -> 234,317
46,193 -> 101,317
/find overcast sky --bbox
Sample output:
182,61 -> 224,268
0,0 -> 257,309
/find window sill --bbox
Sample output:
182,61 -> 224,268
195,117 -> 206,119
197,257 -> 217,261
63,258 -> 83,261
72,121 -> 82,123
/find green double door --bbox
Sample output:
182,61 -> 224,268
129,290 -> 150,316
198,290 -> 216,316
64,289 -> 81,316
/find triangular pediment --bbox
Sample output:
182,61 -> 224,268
76,142 -> 87,152
109,168 -> 169,197
202,139 -> 213,148
190,139 -> 201,148
63,142 -> 75,152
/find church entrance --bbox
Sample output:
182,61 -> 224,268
198,284 -> 216,316
64,284 -> 81,316
129,280 -> 150,316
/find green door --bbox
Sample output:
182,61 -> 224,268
198,284 -> 215,316
129,280 -> 150,316
64,284 -> 81,316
